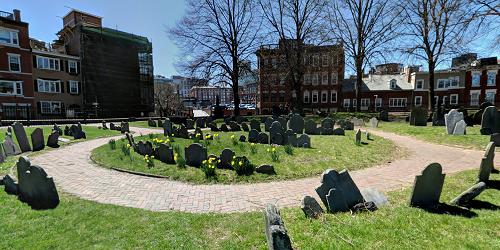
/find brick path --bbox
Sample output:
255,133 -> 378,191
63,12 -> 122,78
29,126 -> 495,213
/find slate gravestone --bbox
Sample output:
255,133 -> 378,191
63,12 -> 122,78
17,156 -> 59,209
121,121 -> 130,133
287,134 -> 298,147
301,195 -> 324,219
46,131 -> 60,148
361,188 -> 388,207
208,122 -> 219,132
53,124 -> 63,135
351,118 -> 365,127
370,117 -> 379,128
219,148 -> 235,169
258,132 -> 269,144
409,163 -> 445,208
109,123 -> 115,130
480,106 -> 500,135
2,174 -> 18,195
126,133 -> 137,149
270,121 -> 284,135
195,118 -> 205,129
478,142 -> 495,183
250,119 -> 261,132
304,120 -> 317,135
163,118 -> 173,136
287,114 -> 304,134
157,143 -> 175,164
323,128 -> 334,135
355,129 -> 362,145
270,133 -> 284,145
185,119 -> 194,129
321,118 -> 335,130
177,125 -> 189,139
277,117 -> 287,131
339,121 -> 354,130
316,127 -> 325,135
0,143 -> 6,163
315,169 -> 365,213
264,203 -> 293,250
30,128 -> 45,152
239,135 -> 246,142
444,109 -> 464,134
137,141 -> 154,156
13,122 -> 31,152
4,135 -> 21,156
452,120 -> 467,135
490,133 -> 500,147
409,107 -> 428,126
220,124 -> 229,132
264,117 -> 273,132
185,143 -> 207,167
333,128 -> 345,136
64,125 -> 71,136
297,134 -> 311,148
156,119 -> 163,127
256,164 -> 276,175
283,130 -> 293,144
228,121 -> 241,131
241,122 -> 250,132
101,121 -> 108,130
379,110 -> 389,121
70,124 -> 86,139
248,129 -> 259,143
450,182 -> 487,206
148,119 -> 157,127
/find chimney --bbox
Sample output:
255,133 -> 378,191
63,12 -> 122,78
13,9 -> 21,21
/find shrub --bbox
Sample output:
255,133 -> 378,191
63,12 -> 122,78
174,152 -> 186,168
201,156 -> 217,178
232,156 -> 254,176
284,144 -> 294,155
267,146 -> 279,162
108,139 -> 116,150
144,155 -> 155,168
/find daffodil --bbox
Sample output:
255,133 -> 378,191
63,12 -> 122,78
202,160 -> 207,164
231,161 -> 235,165
238,161 -> 243,166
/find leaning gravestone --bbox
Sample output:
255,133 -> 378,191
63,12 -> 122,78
409,163 -> 445,208
445,109 -> 465,135
16,156 -> 59,209
163,118 -> 173,136
304,120 -> 317,135
248,129 -> 259,143
46,131 -> 60,148
301,195 -> 323,219
13,122 -> 31,152
370,117 -> 379,128
101,121 -> 108,130
264,203 -> 293,250
480,106 -> 500,135
490,133 -> 500,147
70,124 -> 86,139
452,120 -> 467,135
478,142 -> 495,183
220,124 -> 229,132
219,148 -> 235,169
30,128 -> 45,152
288,114 -> 305,134
3,135 -> 21,156
157,143 -> 175,164
121,121 -> 130,133
361,188 -> 388,207
297,134 -> 311,148
185,119 -> 194,129
258,132 -> 269,144
355,129 -> 362,145
228,121 -> 241,131
250,119 -> 261,132
184,143 -> 207,167
315,169 -> 365,213
53,124 -> 63,135
0,143 -> 6,163
148,119 -> 157,127
409,107 -> 427,126
241,122 -> 250,132
450,182 -> 487,206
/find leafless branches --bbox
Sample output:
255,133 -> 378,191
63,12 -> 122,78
154,83 -> 182,117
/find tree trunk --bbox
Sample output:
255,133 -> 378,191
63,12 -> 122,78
233,84 -> 240,117
428,60 -> 436,111
355,61 -> 363,112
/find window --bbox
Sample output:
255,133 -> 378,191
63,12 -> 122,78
37,79 -> 61,93
472,72 -> 481,87
437,79 -> 447,89
40,101 -> 61,114
303,91 -> 310,103
450,94 -> 458,105
304,74 -> 312,85
0,80 -> 23,95
0,28 -> 19,45
8,54 -> 20,72
375,98 -> 382,107
487,71 -> 497,86
389,79 -> 397,89
343,99 -> 350,107
415,96 -> 422,106
312,74 -> 319,85
449,76 -> 459,88
68,60 -> 78,74
331,91 -> 337,103
331,73 -> 338,85
361,98 -> 370,108
416,80 -> 424,90
313,55 -> 319,66
322,73 -> 328,85
69,81 -> 79,94
389,98 -> 407,107
321,91 -> 328,103
486,91 -> 496,104
442,96 -> 447,105
322,55 -> 328,67
470,91 -> 480,106
36,56 -> 60,71
312,91 -> 318,103
352,99 -> 357,108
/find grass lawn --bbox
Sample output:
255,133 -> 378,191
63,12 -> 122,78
376,121 -> 491,150
91,130 -> 400,184
0,169 -> 498,249
129,120 -> 159,129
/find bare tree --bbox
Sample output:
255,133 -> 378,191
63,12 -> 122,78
259,0 -> 328,113
471,0 -> 499,16
154,84 -> 182,117
170,0 -> 261,117
328,0 -> 400,112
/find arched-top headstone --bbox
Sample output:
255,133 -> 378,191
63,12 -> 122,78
264,117 -> 274,132
445,109 -> 464,135
480,106 -> 499,135
163,118 -> 172,136
269,121 -> 284,135
304,120 -> 317,135
31,128 -> 45,152
258,132 -> 269,144
13,122 -> 31,153
16,156 -> 59,209
321,118 -> 335,129
250,119 -> 261,132
184,143 -> 207,167
157,143 -> 175,164
219,148 -> 235,169
409,163 -> 445,208
248,129 -> 259,143
315,169 -> 364,212
288,114 -> 305,134
297,134 -> 311,148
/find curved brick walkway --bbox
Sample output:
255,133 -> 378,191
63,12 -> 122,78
29,126 -> 496,213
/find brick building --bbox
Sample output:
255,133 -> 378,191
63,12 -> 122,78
464,58 -> 499,107
189,85 -> 233,108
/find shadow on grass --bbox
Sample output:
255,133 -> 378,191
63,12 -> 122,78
486,180 -> 500,190
465,200 -> 500,211
420,203 -> 478,218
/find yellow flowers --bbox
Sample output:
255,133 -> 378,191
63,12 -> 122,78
267,148 -> 270,152
174,153 -> 178,161
231,161 -> 235,165
231,135 -> 235,139
272,148 -> 276,152
144,154 -> 155,167
251,143 -> 255,146
126,144 -> 131,148
238,161 -> 243,166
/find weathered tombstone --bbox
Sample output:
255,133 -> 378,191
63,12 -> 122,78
220,124 -> 229,132
109,123 -> 115,130
157,119 -> 163,127
157,143 -> 175,164
241,122 -> 250,132
53,124 -> 63,134
480,106 -> 500,135
452,120 -> 467,135
195,118 -> 205,128
287,133 -> 298,147
177,125 -> 189,139
315,169 -> 365,213
163,118 -> 172,136
450,182 -> 487,206
184,143 -> 207,167
126,133 -> 137,150
185,119 -> 194,129
3,135 -> 21,156
351,118 -> 365,127
379,110 -> 389,121
333,128 -> 345,136
270,121 -> 284,135
321,118 -> 335,130
270,133 -> 284,145
304,120 -> 317,135
16,156 -> 59,209
296,134 -> 311,148
258,132 -> 269,144
70,124 -> 86,139
283,130 -> 294,144
361,188 -> 388,207
46,131 -> 60,148
478,142 -> 495,183
445,109 -> 465,134
277,117 -> 287,131
64,125 -> 71,136
12,122 -> 31,152
228,121 -> 241,131
409,163 -> 445,208
264,117 -> 274,132
365,131 -> 371,141
120,121 -> 130,133
355,129 -> 361,145
256,164 -> 276,175
101,121 -> 108,130
264,203 -> 293,250
148,119 -> 157,127
339,121 -> 354,130
316,127 -> 325,135
239,135 -> 246,142
248,129 -> 259,143
369,117 -> 379,128
219,148 -> 235,169
491,133 -> 500,147
301,195 -> 324,219
2,174 -> 18,195
287,114 -> 304,134
250,119 -> 261,132
409,107 -> 428,126
0,143 -> 6,163
30,128 -> 45,152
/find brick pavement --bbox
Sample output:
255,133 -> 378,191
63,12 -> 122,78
29,126 -> 495,213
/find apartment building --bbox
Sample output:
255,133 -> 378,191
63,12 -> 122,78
189,85 -> 233,108
465,57 -> 499,107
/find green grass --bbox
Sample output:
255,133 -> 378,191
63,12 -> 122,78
129,120 -> 159,129
0,169 -> 498,249
376,121 -> 491,150
91,130 -> 399,184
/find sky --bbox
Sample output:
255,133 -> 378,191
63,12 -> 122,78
3,0 -> 186,77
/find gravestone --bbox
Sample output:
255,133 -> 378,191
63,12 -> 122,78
333,128 -> 345,136
361,188 -> 388,207
219,148 -> 235,169
157,119 -> 163,127
301,195 -> 324,219
264,203 -> 293,250
277,117 -> 287,131
241,122 -> 250,132
70,124 -> 86,139
64,125 -> 71,136
148,119 -> 157,127
220,124 -> 229,132
315,169 -> 365,213
480,106 -> 500,135
445,109 -> 465,135
304,120 -> 317,135
366,131 -> 371,141
369,117 -> 379,128
264,117 -> 274,132
283,130 -> 294,144
287,134 -> 298,147
17,156 -> 59,209
409,163 -> 445,208
184,143 -> 207,167
228,121 -> 241,131
13,122 -> 31,152
126,133 -> 137,150
101,121 -> 108,130
208,122 -> 219,132
177,125 -> 189,139
185,119 -> 194,129
297,134 -> 311,148
409,107 -> 428,126
157,143 -> 175,164
450,182 -> 487,206
270,133 -> 284,145
287,114 -> 304,134
195,118 -> 205,129
452,120 -> 467,135
121,121 -> 130,133
256,164 -> 276,175
339,121 -> 354,130
490,133 -> 500,147
239,135 -> 246,142
250,119 -> 261,132
3,135 -> 21,156
323,128 -> 334,135
321,118 -> 335,130
0,143 -> 6,163
2,174 -> 18,195
248,129 -> 259,143
53,124 -> 63,135
30,128 -> 45,152
258,132 -> 269,144
270,121 -> 284,136
163,118 -> 173,136
355,129 -> 361,145
316,127 -> 325,135
109,123 -> 115,130
351,118 -> 365,127
379,110 -> 389,121
478,142 -> 495,183
46,131 -> 60,148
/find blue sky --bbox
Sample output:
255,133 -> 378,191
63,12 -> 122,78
3,0 -> 186,77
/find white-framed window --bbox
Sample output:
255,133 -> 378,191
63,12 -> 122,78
415,96 -> 422,106
312,90 -> 318,103
470,91 -> 480,106
389,79 -> 397,89
449,76 -> 459,88
321,90 -> 328,103
0,80 -> 23,95
437,79 -> 447,89
304,74 -> 311,85
303,90 -> 310,103
331,73 -> 338,85
312,55 -> 319,66
322,73 -> 328,85
69,81 -> 79,94
68,60 -> 78,74
472,72 -> 481,87
37,79 -> 61,93
312,74 -> 319,85
416,79 -> 424,90
361,98 -> 370,108
8,54 -> 20,72
331,91 -> 337,103
389,98 -> 406,107
40,101 -> 62,114
322,55 -> 328,67
343,99 -> 350,107
0,28 -> 19,46
486,90 -> 496,104
375,98 -> 382,107
352,99 -> 357,108
36,56 -> 60,71
487,71 -> 497,86
450,94 -> 458,105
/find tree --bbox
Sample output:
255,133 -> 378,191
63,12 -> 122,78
328,0 -> 400,112
154,83 -> 182,117
170,0 -> 261,117
259,0 -> 328,113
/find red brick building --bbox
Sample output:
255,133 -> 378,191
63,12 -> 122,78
464,58 -> 499,107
